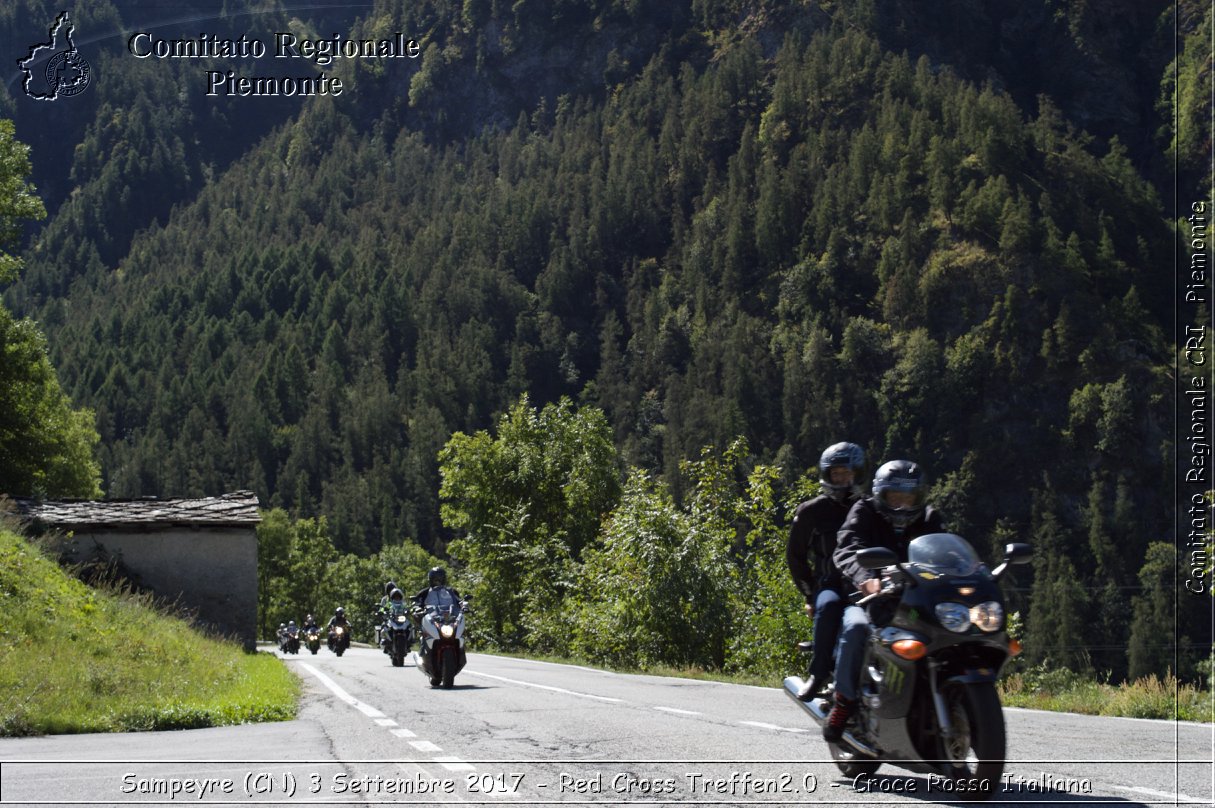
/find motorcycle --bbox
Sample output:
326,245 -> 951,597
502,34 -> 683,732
382,607 -> 413,667
280,624 -> 300,655
783,533 -> 1030,800
328,624 -> 350,656
415,595 -> 471,688
304,626 -> 322,655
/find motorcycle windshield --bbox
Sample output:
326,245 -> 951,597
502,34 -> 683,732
906,533 -> 987,577
429,604 -> 462,623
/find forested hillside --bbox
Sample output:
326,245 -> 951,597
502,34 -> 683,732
4,0 -> 1210,680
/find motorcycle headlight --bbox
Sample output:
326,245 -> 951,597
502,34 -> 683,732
395,615 -> 407,624
935,602 -> 972,633
440,625 -> 455,639
970,601 -> 1004,632
334,627 -> 343,635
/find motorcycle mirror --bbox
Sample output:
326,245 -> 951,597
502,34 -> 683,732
463,594 -> 473,603
857,547 -> 898,570
1005,543 -> 1032,564
992,543 -> 1032,579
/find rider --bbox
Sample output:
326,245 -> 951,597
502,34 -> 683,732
283,619 -> 299,650
303,613 -> 319,632
381,588 -> 411,653
375,581 -> 397,646
824,459 -> 945,742
326,606 -> 350,647
785,441 -> 867,701
413,566 -> 462,611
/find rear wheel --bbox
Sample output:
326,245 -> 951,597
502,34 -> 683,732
829,743 -> 880,778
938,683 -> 1005,799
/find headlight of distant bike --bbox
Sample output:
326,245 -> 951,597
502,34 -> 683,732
395,615 -> 407,624
934,602 -> 971,633
969,601 -> 1004,632
334,627 -> 344,635
440,625 -> 455,639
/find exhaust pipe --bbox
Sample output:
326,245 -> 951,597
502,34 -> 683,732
782,677 -> 830,722
781,677 -> 880,758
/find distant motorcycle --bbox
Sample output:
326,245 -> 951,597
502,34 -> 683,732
783,534 -> 1030,801
415,595 -> 471,688
280,624 -> 300,655
383,608 -> 413,667
327,625 -> 350,656
304,626 -> 322,655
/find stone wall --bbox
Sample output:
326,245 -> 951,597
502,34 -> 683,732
54,526 -> 258,649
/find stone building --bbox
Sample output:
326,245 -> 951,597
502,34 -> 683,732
12,491 -> 260,649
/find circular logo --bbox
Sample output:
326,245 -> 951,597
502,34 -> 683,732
44,49 -> 91,97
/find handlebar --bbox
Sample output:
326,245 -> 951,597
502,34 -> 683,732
850,567 -> 906,606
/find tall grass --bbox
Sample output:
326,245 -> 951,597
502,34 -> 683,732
999,664 -> 1211,722
0,529 -> 297,735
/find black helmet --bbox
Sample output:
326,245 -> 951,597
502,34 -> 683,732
334,606 -> 345,617
428,567 -> 447,587
819,441 -> 867,500
389,588 -> 404,601
385,580 -> 397,596
872,460 -> 927,532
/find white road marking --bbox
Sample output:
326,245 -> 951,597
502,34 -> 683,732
495,656 -> 621,676
434,756 -> 476,772
409,740 -> 444,753
299,663 -> 387,718
1113,785 -> 1207,803
738,720 -> 810,734
390,727 -> 418,739
375,718 -> 398,727
463,670 -> 625,703
653,706 -> 701,716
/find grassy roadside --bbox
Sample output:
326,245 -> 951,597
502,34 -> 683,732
477,649 -> 1213,723
999,666 -> 1211,723
0,528 -> 298,736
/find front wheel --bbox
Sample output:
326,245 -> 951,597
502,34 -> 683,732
441,648 -> 456,689
938,682 -> 1005,799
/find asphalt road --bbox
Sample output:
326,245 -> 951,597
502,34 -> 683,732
0,646 -> 1209,807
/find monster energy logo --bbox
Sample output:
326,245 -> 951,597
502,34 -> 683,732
884,662 -> 906,694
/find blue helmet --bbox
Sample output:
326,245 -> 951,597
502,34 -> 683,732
871,459 -> 927,532
819,442 -> 867,500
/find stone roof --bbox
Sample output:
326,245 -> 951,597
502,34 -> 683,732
9,490 -> 262,529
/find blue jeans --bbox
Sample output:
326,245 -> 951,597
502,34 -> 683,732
809,589 -> 844,680
833,604 -> 871,701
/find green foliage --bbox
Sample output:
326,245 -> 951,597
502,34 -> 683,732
1001,663 -> 1210,723
4,2 -> 1188,682
718,455 -> 809,678
257,508 -> 440,642
0,529 -> 297,735
1128,542 -> 1178,681
1161,4 -> 1212,199
0,120 -> 45,284
0,309 -> 102,498
0,120 -> 100,499
570,470 -> 733,668
440,396 -> 622,649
